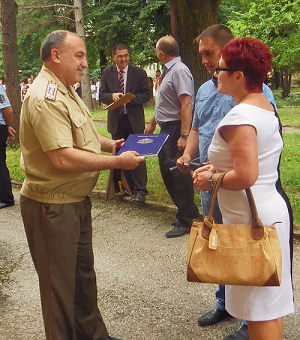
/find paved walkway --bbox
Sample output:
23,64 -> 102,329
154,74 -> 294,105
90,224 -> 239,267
0,188 -> 299,340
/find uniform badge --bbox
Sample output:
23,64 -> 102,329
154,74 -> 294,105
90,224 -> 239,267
45,81 -> 58,101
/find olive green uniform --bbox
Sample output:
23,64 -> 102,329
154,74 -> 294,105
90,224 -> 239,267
20,66 -> 108,340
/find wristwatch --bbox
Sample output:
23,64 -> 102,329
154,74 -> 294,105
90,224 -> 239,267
180,134 -> 189,140
208,173 -> 214,187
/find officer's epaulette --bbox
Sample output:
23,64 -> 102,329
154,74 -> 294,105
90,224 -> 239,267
44,80 -> 58,101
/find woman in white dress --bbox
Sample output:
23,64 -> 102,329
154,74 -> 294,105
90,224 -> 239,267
193,37 -> 294,340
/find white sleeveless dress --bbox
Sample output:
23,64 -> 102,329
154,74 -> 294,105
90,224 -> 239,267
208,103 -> 294,321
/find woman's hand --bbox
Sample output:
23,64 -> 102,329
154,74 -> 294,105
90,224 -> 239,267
192,163 -> 216,190
193,162 -> 214,176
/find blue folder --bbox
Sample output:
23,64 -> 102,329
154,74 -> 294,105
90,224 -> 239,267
117,134 -> 169,157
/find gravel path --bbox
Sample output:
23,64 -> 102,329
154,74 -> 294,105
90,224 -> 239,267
0,188 -> 299,340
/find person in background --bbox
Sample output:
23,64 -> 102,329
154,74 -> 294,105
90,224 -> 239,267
96,76 -> 101,106
27,78 -> 33,87
19,30 -> 145,340
90,79 -> 97,111
0,83 -> 15,209
145,36 -> 200,238
20,78 -> 29,102
73,81 -> 82,98
193,36 -> 294,340
0,78 -> 6,90
147,76 -> 154,106
177,24 -> 278,340
100,43 -> 151,203
154,69 -> 162,96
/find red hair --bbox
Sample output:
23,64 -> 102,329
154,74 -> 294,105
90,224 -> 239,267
220,37 -> 272,92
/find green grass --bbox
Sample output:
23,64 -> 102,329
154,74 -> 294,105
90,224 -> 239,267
280,133 -> 300,228
93,105 -> 300,127
273,87 -> 300,95
6,106 -> 300,228
92,106 -> 155,123
94,126 -> 176,205
277,107 -> 300,126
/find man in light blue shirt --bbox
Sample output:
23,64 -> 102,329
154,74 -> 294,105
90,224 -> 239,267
178,25 -> 277,340
0,83 -> 15,208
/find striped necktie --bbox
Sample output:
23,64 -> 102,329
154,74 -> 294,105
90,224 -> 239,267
119,70 -> 124,116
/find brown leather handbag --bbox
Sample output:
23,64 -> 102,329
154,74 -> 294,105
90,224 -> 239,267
187,172 -> 282,286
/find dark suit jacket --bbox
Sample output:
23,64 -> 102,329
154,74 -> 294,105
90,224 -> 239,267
100,64 -> 151,135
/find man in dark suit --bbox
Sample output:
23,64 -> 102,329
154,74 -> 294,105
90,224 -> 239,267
100,44 -> 151,203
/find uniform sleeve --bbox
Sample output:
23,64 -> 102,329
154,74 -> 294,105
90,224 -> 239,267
0,85 -> 11,110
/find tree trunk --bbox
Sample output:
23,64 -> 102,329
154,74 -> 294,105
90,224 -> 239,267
73,0 -> 93,111
169,0 -> 221,91
99,49 -> 108,72
273,69 -> 281,89
281,71 -> 291,98
1,0 -> 22,144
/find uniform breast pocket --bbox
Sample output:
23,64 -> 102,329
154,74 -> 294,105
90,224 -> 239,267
71,114 -> 88,147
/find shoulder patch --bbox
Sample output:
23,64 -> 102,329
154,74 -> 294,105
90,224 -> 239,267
45,81 -> 58,101
0,94 -> 5,104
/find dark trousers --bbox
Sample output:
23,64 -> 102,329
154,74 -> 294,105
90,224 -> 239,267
158,121 -> 199,227
20,195 -> 108,340
112,114 -> 147,194
0,124 -> 14,205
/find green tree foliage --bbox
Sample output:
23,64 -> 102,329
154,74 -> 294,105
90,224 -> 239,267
85,0 -> 170,69
224,0 -> 300,97
16,0 -> 75,78
15,0 -> 170,74
218,0 -> 250,24
170,0 -> 221,90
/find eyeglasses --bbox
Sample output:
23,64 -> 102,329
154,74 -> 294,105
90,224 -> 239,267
215,67 -> 236,74
115,54 -> 129,59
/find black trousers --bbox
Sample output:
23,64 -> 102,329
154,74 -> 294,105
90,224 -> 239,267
112,114 -> 147,194
158,121 -> 199,227
0,124 -> 14,205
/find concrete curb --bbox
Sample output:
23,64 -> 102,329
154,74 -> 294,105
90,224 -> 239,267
12,181 -> 300,242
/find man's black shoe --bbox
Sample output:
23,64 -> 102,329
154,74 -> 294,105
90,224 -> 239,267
115,192 -> 130,199
172,213 -> 203,227
107,336 -> 122,340
197,307 -> 231,326
135,191 -> 146,203
171,219 -> 181,226
165,225 -> 190,238
224,324 -> 249,340
0,202 -> 13,209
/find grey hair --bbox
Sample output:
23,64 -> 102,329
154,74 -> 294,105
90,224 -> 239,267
40,30 -> 75,61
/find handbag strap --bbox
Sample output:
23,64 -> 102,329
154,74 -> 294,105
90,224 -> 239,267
202,171 -> 264,240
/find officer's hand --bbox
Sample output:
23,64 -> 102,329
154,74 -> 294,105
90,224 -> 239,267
117,151 -> 145,170
8,127 -> 16,140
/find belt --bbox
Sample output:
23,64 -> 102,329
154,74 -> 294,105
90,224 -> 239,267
159,120 -> 181,129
